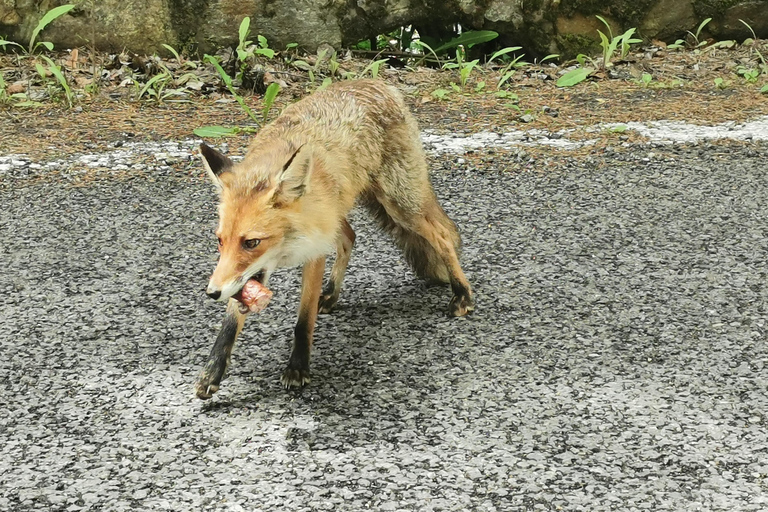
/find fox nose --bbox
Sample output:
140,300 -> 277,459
206,286 -> 221,300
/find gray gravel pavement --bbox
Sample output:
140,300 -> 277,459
1,141 -> 768,511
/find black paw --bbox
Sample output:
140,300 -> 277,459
280,367 -> 311,389
195,359 -> 227,400
449,292 -> 475,317
318,284 -> 338,314
318,294 -> 338,314
195,375 -> 221,400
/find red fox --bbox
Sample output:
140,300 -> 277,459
195,79 -> 473,399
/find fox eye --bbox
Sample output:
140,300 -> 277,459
242,238 -> 261,250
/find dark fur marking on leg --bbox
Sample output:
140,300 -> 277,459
283,317 -> 311,387
196,312 -> 239,399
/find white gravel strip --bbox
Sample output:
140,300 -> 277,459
1,117 -> 767,176
603,116 -> 768,143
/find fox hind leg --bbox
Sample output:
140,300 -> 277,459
318,219 -> 356,314
368,189 -> 474,317
400,197 -> 474,317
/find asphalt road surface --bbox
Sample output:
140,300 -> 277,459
1,141 -> 767,511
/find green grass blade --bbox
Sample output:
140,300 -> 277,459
205,55 -> 233,87
138,73 -> 166,99
41,55 -> 73,107
487,46 -> 522,65
29,4 -> 75,52
411,40 -> 441,67
161,44 -> 181,62
539,54 -> 560,64
695,18 -> 712,39
595,15 -> 613,40
205,55 -> 258,122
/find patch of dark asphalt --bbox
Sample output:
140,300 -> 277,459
1,143 -> 767,511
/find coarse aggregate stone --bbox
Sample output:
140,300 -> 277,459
1,142 -> 768,511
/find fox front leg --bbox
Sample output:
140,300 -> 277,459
196,299 -> 246,399
281,256 -> 325,388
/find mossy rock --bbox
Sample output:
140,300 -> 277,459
556,33 -> 602,59
693,0 -> 749,17
558,0 -> 659,25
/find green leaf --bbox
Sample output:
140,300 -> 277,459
556,67 -> 593,87
610,125 -> 627,133
317,77 -> 332,91
35,63 -> 47,81
293,60 -> 311,71
254,48 -> 275,59
495,90 -> 518,100
29,4 -> 75,53
194,125 -> 241,138
760,84 -> 768,94
238,17 -> 250,47
434,30 -> 499,54
262,82 -> 280,122
13,100 -> 44,108
431,88 -> 450,100
0,38 -> 23,50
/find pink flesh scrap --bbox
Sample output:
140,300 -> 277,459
234,279 -> 273,314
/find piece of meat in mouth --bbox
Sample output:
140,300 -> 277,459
233,271 -> 272,314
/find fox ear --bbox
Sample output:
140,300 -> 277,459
199,143 -> 233,188
272,144 -> 312,205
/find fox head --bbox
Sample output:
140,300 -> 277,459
199,142 -> 322,302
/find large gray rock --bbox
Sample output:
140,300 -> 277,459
1,0 -> 766,56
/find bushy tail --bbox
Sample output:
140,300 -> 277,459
363,195 -> 457,284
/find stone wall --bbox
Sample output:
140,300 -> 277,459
0,0 -> 766,56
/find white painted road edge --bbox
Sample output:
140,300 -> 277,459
1,116 -> 767,173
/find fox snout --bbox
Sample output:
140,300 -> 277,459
206,276 -> 237,302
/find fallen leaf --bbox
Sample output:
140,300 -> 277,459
7,81 -> 27,94
74,76 -> 93,87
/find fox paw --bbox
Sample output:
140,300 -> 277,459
281,368 -> 311,389
449,293 -> 475,317
195,379 -> 220,400
318,294 -> 338,314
